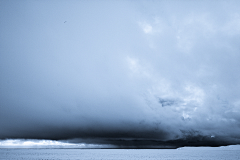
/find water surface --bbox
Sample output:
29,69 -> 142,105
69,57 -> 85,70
1,147 -> 240,160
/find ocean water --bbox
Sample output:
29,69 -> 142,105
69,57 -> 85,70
1,147 -> 240,160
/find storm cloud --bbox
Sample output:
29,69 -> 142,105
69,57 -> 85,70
1,0 -> 240,148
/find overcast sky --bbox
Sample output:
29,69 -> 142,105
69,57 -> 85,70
1,0 -> 240,148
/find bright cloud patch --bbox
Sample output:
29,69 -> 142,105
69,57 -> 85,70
0,139 -> 115,148
139,22 -> 153,34
0,139 -> 82,148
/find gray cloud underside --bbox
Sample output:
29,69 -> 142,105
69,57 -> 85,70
1,1 -> 240,148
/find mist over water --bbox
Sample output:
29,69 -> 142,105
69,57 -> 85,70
1,1 -> 240,148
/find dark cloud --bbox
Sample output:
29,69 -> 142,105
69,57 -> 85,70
1,1 -> 240,148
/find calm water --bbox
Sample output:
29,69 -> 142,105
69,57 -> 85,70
1,147 -> 240,160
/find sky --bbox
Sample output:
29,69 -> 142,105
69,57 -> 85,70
1,0 -> 240,148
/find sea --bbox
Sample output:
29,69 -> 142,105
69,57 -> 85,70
1,146 -> 240,160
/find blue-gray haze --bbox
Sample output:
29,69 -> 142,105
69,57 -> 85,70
1,0 -> 240,148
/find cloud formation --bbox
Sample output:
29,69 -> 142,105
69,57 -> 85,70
1,0 -> 240,148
